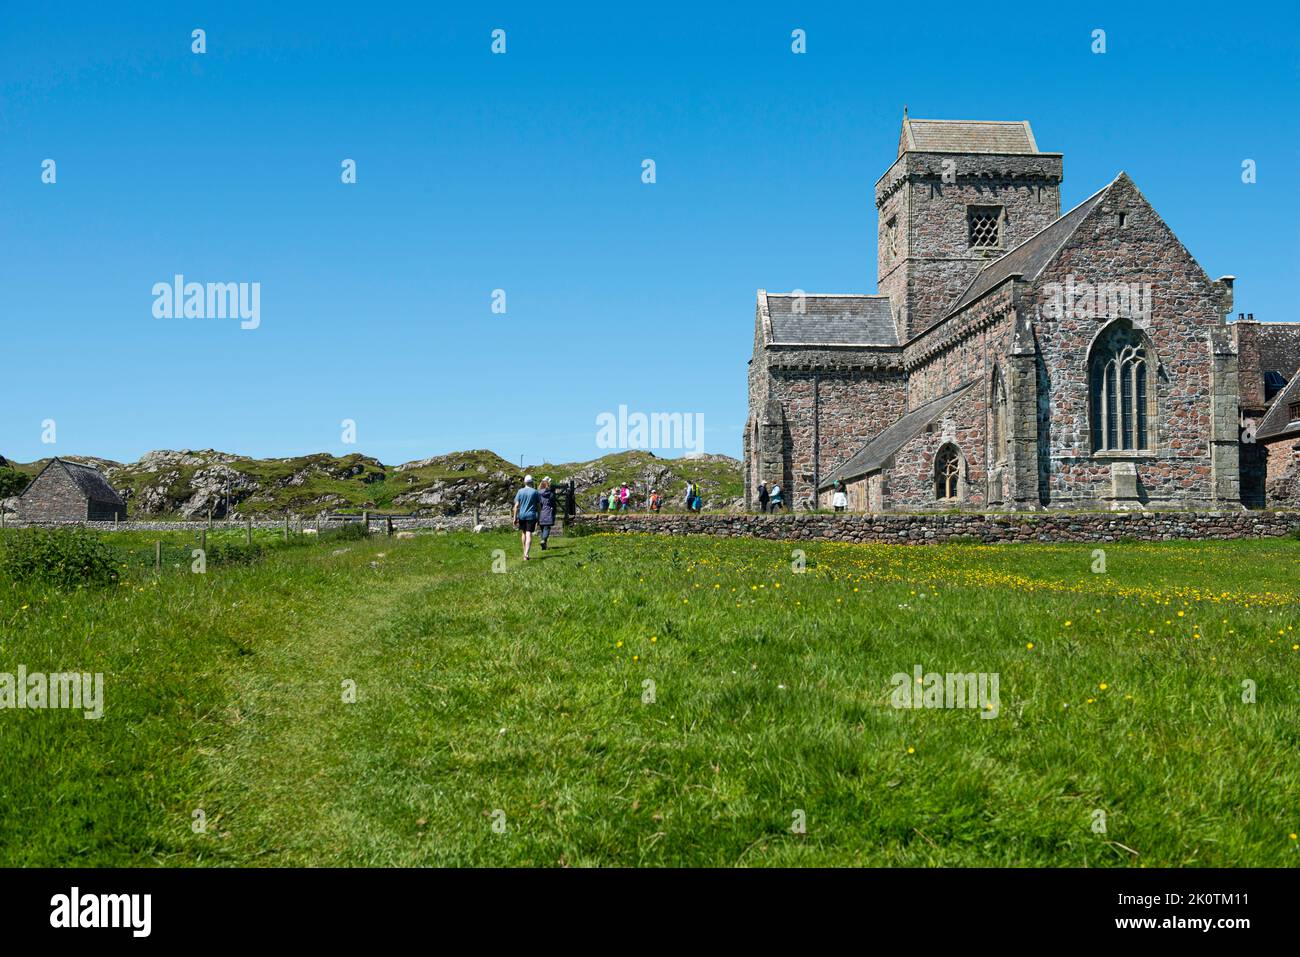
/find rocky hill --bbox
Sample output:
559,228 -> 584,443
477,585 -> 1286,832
2,448 -> 743,519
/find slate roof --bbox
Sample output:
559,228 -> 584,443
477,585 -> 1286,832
765,294 -> 898,346
944,178 -> 1117,317
820,380 -> 979,489
900,119 -> 1039,156
1256,372 -> 1300,441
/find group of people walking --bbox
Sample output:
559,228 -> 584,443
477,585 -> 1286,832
598,483 -> 633,512
596,481 -> 703,513
512,475 -> 708,559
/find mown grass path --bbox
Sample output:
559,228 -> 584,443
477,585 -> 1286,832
3,529 -> 1298,866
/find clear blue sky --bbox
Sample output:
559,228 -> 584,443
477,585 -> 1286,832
2,1 -> 1296,465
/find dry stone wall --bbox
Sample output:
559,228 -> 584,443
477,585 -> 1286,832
576,510 -> 1300,544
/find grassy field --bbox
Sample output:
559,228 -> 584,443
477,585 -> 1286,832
1,526 -> 1297,867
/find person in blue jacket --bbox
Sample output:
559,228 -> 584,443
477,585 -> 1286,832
512,474 -> 542,560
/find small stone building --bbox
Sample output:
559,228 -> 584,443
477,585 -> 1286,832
18,458 -> 127,522
1253,373 -> 1300,507
1233,316 -> 1300,506
745,114 -> 1300,512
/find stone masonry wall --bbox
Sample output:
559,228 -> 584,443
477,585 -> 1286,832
1263,436 -> 1300,506
769,367 -> 906,508
876,151 -> 1062,341
576,510 -> 1300,545
17,466 -> 89,522
883,385 -> 987,509
1026,175 -> 1231,509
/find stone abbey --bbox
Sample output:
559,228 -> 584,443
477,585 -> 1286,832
745,116 -> 1300,511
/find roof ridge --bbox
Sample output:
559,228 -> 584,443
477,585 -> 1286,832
908,118 -> 1032,125
766,292 -> 889,298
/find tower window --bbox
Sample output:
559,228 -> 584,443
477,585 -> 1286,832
968,206 -> 1003,249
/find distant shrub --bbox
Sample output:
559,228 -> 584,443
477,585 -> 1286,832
1288,526 -> 1300,541
0,467 -> 28,498
208,541 -> 267,566
319,522 -> 369,543
0,527 -> 119,588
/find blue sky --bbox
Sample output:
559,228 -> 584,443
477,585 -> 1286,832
2,1 -> 1296,465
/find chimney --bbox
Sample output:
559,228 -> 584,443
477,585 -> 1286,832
1218,275 -> 1235,317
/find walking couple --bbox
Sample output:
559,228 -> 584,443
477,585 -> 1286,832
511,475 -> 558,560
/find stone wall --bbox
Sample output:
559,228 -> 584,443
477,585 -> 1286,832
1263,436 -> 1300,507
767,366 -> 906,508
575,510 -> 1300,545
884,385 -> 987,509
1022,175 -> 1234,510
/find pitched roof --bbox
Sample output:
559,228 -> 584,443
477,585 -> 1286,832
900,119 -> 1039,156
1256,371 -> 1300,441
765,294 -> 898,347
944,178 -> 1117,317
820,380 -> 979,489
57,459 -> 126,505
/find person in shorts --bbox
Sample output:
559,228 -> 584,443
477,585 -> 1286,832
513,474 -> 542,560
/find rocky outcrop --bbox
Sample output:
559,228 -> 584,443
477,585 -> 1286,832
1,447 -> 743,519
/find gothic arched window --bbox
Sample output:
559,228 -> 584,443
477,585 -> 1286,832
1089,323 -> 1154,453
935,444 -> 962,501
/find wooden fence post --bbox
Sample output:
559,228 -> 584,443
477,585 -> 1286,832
364,511 -> 370,535
386,516 -> 393,537
201,528 -> 207,554
283,515 -> 289,541
155,540 -> 162,574
246,517 -> 252,545
207,506 -> 213,529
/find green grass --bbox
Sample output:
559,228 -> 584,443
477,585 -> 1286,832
2,528 -> 1297,866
